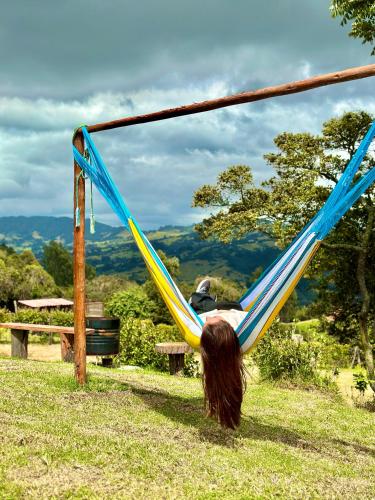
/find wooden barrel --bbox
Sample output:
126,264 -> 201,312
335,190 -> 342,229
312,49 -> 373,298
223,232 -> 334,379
85,317 -> 120,356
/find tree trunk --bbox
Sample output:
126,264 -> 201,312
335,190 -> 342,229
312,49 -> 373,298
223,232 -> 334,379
356,208 -> 375,392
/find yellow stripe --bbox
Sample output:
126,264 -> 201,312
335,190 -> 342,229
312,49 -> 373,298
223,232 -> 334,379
244,241 -> 321,354
128,219 -> 201,349
143,256 -> 201,348
129,219 -> 194,319
243,296 -> 258,312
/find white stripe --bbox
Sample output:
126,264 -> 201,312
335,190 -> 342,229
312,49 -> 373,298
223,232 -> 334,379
240,226 -> 316,310
239,241 -> 317,352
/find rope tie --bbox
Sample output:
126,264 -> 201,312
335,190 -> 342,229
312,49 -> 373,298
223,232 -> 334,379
75,170 -> 85,228
75,148 -> 95,233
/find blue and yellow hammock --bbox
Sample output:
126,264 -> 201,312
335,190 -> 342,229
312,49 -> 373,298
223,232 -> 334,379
73,122 -> 375,353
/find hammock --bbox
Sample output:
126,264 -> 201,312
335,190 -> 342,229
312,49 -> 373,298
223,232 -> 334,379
73,122 -> 375,353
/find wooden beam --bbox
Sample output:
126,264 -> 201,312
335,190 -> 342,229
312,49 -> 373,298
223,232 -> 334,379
86,64 -> 375,134
73,130 -> 87,384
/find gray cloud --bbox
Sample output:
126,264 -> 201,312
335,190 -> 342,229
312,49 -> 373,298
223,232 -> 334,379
0,0 -> 374,229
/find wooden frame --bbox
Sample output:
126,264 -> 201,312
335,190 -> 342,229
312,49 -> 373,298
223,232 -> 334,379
72,63 -> 375,383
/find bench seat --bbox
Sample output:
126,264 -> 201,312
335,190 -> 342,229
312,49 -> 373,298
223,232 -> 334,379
155,342 -> 194,375
0,322 -> 94,335
0,322 -> 95,362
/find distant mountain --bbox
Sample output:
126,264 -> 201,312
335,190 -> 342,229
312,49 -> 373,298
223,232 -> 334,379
0,216 -> 313,303
0,216 -> 124,249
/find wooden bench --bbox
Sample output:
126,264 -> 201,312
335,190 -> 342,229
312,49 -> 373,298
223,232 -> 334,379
0,323 -> 95,362
155,342 -> 194,375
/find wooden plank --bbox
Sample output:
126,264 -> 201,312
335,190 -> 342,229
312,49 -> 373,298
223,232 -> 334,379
11,329 -> 28,359
73,130 -> 87,385
155,342 -> 194,354
0,323 -> 94,335
85,64 -> 375,134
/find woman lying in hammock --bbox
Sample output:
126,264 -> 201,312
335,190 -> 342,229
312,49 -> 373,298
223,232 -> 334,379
189,279 -> 248,429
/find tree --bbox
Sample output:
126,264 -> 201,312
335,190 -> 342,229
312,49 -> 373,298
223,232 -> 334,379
42,241 -> 73,287
0,245 -> 57,306
106,286 -> 155,321
331,0 -> 375,55
42,241 -> 96,287
86,274 -> 135,302
193,111 -> 375,391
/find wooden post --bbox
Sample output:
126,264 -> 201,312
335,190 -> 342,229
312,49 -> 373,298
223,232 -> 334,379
73,130 -> 86,384
168,353 -> 185,376
60,333 -> 74,362
11,329 -> 28,359
155,342 -> 194,376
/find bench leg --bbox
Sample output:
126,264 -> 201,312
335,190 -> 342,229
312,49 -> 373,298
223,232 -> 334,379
60,333 -> 74,362
11,329 -> 28,359
168,353 -> 185,375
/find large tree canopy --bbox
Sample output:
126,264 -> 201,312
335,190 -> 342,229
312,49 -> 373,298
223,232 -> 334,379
42,241 -> 96,287
193,111 -> 375,390
0,245 -> 58,306
331,0 -> 375,54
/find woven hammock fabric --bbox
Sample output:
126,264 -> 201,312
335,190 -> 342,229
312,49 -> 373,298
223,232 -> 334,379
73,122 -> 375,353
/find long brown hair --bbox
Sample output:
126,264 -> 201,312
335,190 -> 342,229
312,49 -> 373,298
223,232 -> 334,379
200,319 -> 247,429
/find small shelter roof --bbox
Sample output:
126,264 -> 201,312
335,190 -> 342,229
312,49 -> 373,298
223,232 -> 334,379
18,298 -> 73,309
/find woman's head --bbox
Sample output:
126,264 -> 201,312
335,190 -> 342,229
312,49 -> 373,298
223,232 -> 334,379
200,317 -> 246,429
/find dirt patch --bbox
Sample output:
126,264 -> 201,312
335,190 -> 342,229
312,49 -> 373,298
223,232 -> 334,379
336,369 -> 374,406
0,343 -> 61,361
0,343 -> 99,363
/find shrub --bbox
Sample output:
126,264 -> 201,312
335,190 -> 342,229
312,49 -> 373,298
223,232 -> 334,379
115,318 -> 182,371
280,320 -> 351,369
315,342 -> 351,369
105,287 -> 155,321
253,322 -> 331,388
11,309 -> 74,327
0,307 -> 11,323
183,354 -> 201,378
353,370 -> 369,395
0,308 -> 74,344
255,337 -> 320,383
86,274 -> 135,302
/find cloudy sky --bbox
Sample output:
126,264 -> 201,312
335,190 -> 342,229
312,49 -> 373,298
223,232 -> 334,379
0,0 -> 374,229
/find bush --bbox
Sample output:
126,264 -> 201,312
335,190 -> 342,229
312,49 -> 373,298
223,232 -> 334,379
11,309 -> 74,327
115,318 -> 181,371
280,320 -> 351,369
0,308 -> 11,323
253,323 -> 331,388
105,287 -> 155,321
315,342 -> 351,369
86,275 -> 135,302
0,308 -> 74,344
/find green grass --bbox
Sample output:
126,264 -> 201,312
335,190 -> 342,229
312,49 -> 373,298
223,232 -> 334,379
281,319 -> 320,332
0,358 -> 374,499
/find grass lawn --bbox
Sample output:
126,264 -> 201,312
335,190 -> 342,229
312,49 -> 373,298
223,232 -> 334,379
0,358 -> 374,499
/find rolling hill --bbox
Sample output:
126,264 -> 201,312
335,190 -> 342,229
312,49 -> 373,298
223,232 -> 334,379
0,216 -> 313,302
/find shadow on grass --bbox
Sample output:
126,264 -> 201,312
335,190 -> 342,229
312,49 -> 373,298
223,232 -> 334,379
122,380 -> 375,457
52,366 -> 375,457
